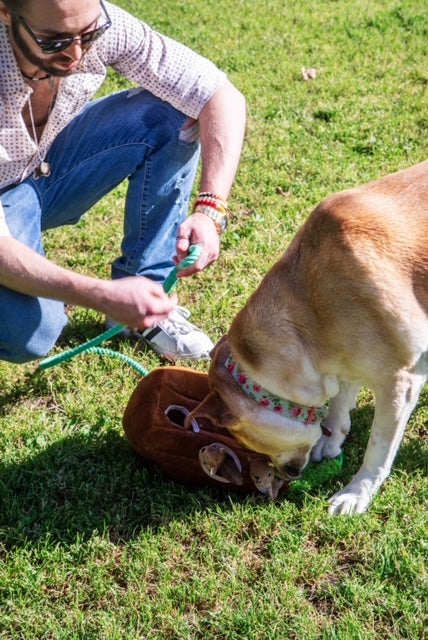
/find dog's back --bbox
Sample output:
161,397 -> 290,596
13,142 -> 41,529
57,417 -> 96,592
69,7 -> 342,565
230,161 -> 428,389
306,160 -> 428,307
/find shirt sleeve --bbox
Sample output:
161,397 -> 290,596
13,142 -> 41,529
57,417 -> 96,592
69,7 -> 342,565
99,3 -> 227,119
0,201 -> 10,236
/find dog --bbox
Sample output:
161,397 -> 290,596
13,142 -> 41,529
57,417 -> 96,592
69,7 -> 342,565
185,160 -> 428,515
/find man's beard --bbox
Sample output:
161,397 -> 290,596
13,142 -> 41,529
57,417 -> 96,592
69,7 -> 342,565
11,17 -> 78,78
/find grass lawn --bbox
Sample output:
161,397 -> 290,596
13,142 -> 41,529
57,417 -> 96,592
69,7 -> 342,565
0,0 -> 427,638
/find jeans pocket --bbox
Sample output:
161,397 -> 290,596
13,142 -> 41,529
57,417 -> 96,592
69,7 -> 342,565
179,118 -> 200,144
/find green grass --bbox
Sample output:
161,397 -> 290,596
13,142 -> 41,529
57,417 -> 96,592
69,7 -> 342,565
1,0 -> 427,637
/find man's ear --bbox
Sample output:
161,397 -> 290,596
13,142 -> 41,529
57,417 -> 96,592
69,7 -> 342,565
0,3 -> 12,27
184,390 -> 237,431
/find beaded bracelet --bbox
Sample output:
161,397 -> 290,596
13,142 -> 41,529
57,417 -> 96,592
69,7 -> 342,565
193,192 -> 228,214
197,192 -> 228,204
194,198 -> 227,213
192,192 -> 229,235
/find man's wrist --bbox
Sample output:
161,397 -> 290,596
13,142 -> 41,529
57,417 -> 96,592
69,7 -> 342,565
192,192 -> 228,235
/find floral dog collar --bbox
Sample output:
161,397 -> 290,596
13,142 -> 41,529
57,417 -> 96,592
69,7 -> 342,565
225,355 -> 329,430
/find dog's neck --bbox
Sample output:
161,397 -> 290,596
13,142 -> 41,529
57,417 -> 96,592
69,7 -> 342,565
225,355 -> 331,435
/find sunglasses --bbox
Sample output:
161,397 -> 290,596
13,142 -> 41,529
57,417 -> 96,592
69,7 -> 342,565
14,0 -> 112,54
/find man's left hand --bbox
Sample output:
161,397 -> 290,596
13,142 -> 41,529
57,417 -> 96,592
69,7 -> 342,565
174,211 -> 220,277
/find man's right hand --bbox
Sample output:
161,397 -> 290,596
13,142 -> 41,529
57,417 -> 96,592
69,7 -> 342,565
0,236 -> 177,330
101,276 -> 178,330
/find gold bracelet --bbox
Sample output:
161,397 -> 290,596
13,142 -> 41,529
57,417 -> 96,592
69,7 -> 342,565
193,203 -> 228,235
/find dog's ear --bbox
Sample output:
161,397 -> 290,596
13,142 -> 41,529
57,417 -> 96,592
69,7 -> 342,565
209,334 -> 228,359
184,390 -> 237,431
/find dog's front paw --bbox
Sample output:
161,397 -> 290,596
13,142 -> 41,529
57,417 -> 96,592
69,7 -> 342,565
311,435 -> 342,462
328,490 -> 371,516
328,475 -> 378,515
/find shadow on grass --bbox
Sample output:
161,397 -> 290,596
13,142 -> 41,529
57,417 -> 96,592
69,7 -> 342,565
0,387 -> 426,552
55,314 -> 152,353
56,314 -> 106,347
0,428 -> 235,551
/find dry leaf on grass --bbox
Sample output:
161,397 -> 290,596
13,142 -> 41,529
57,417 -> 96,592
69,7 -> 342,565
302,66 -> 317,80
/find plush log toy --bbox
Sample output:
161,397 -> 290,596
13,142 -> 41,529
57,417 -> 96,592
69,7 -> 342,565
122,366 -> 343,498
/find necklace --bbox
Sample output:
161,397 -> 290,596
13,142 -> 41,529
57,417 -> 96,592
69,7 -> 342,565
26,78 -> 56,179
21,71 -> 51,82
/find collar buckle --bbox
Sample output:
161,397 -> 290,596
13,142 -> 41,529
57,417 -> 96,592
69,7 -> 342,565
321,420 -> 332,437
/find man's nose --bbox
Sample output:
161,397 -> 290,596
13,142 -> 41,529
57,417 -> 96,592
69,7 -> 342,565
63,39 -> 85,60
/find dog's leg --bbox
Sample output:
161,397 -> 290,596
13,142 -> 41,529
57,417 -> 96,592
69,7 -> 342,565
328,359 -> 427,516
311,382 -> 360,462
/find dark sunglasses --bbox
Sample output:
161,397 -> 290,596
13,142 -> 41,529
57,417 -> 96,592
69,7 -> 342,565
14,0 -> 112,54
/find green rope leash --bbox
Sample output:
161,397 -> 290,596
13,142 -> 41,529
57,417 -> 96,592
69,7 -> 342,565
85,347 -> 150,376
39,245 -> 202,372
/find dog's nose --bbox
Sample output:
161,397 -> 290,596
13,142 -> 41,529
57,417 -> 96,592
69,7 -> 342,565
282,465 -> 302,480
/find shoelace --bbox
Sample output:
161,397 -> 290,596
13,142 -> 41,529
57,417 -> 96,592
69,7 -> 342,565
161,318 -> 192,336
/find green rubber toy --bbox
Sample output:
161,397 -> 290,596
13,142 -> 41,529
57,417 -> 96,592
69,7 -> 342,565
289,452 -> 344,494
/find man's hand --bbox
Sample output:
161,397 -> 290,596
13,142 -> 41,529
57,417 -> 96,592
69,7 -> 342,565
0,236 -> 177,330
174,211 -> 220,277
102,277 -> 178,330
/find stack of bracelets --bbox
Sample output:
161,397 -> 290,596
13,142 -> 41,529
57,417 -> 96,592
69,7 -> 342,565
193,192 -> 228,235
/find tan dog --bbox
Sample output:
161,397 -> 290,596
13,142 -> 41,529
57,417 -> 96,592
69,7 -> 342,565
185,160 -> 428,515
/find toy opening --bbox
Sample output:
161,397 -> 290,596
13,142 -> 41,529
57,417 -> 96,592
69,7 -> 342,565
198,443 -> 243,486
164,404 -> 200,432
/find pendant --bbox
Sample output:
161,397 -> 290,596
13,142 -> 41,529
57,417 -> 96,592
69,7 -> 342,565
34,161 -> 51,179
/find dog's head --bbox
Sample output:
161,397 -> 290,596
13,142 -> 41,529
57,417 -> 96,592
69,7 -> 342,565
184,336 -> 325,480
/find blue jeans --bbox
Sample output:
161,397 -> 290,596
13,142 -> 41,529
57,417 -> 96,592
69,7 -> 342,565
0,89 -> 200,363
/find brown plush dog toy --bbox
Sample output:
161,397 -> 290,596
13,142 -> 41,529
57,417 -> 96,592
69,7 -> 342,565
122,366 -> 288,497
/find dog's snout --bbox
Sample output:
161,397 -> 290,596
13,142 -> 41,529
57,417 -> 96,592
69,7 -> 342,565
283,465 -> 302,480
271,453 -> 309,481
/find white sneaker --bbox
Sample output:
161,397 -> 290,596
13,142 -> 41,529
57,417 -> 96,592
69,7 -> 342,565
106,306 -> 214,361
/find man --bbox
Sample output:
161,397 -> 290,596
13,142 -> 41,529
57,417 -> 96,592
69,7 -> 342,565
0,0 -> 246,363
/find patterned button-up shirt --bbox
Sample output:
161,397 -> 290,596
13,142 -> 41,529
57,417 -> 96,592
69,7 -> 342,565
0,1 -> 226,233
